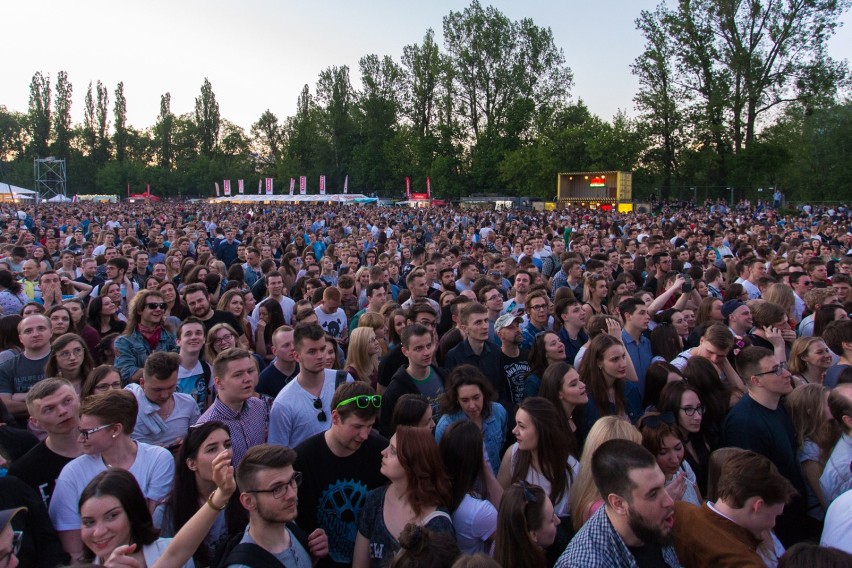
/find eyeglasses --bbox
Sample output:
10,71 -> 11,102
529,303 -> 548,311
415,319 -> 436,329
680,405 -> 706,417
314,398 -> 327,422
336,395 -> 382,410
755,362 -> 788,377
57,347 -> 84,360
245,471 -> 302,499
145,302 -> 167,310
801,280 -> 813,286
0,531 -> 22,567
638,412 -> 676,429
214,334 -> 235,345
94,380 -> 123,392
78,423 -> 115,440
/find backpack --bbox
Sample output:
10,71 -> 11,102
215,523 -> 309,568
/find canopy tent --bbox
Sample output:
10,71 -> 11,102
47,194 -> 73,202
0,182 -> 37,201
210,194 -> 376,204
129,193 -> 161,202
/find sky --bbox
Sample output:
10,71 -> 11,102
3,0 -> 851,132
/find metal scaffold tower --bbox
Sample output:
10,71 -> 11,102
34,157 -> 67,201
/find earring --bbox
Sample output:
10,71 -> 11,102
112,434 -> 117,438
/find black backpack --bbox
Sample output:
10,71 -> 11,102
214,523 -> 309,568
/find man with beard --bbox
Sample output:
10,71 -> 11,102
219,444 -> 329,567
673,450 -> 794,567
556,439 -> 681,567
184,283 -> 245,339
294,382 -> 387,568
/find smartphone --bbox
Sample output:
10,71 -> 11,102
681,274 -> 692,293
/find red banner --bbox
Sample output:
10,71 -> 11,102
319,175 -> 326,195
405,176 -> 411,199
265,178 -> 273,195
289,178 -> 295,196
299,176 -> 306,195
237,179 -> 244,194
426,176 -> 431,198
223,179 -> 231,196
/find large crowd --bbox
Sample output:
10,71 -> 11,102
0,198 -> 851,568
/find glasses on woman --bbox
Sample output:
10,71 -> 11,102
78,423 -> 115,441
94,380 -> 123,392
680,405 -> 706,417
0,531 -> 22,568
57,347 -> 84,360
214,334 -> 235,345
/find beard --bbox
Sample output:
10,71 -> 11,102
255,496 -> 298,525
627,507 -> 673,548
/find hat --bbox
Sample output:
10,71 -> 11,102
722,300 -> 745,319
494,313 -> 523,333
0,507 -> 26,532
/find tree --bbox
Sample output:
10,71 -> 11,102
26,71 -> 51,157
401,29 -> 442,138
95,80 -> 111,163
154,93 -> 175,170
113,81 -> 128,162
195,78 -> 220,157
251,110 -> 284,164
82,82 -> 97,156
0,106 -> 26,161
316,66 -> 355,182
52,71 -> 73,159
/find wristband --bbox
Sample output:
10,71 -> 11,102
206,490 -> 227,511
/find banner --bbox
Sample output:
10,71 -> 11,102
238,179 -> 244,194
265,177 -> 273,195
319,175 -> 326,195
299,176 -> 306,195
289,178 -> 295,196
257,179 -> 262,195
215,182 -> 220,197
405,176 -> 411,199
343,175 -> 348,194
145,183 -> 152,196
223,179 -> 231,196
426,176 -> 431,198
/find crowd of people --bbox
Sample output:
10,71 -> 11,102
0,198 -> 851,568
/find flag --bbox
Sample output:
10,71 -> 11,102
343,175 -> 348,194
405,176 -> 411,199
126,183 -> 131,198
238,179 -> 244,194
426,176 -> 431,198
319,175 -> 326,195
265,178 -> 273,195
257,179 -> 262,195
289,178 -> 295,196
215,182 -> 220,197
72,195 -> 78,203
299,176 -> 306,195
145,183 -> 151,197
223,180 -> 231,196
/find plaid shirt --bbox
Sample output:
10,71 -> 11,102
195,396 -> 268,465
556,507 -> 681,568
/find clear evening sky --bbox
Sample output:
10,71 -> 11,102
3,0 -> 850,131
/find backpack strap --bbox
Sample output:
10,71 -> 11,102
335,370 -> 348,388
220,543 -> 285,568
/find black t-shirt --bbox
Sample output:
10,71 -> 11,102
293,431 -> 387,568
202,310 -> 245,337
500,350 -> 531,407
7,441 -> 76,509
627,543 -> 670,568
256,363 -> 299,398
377,344 -> 407,388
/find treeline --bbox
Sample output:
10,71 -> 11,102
0,1 -> 849,201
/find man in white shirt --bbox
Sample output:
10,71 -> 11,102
314,287 -> 348,344
252,272 -> 295,325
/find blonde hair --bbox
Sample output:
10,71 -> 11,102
788,336 -> 828,376
570,416 -> 641,530
344,327 -> 379,382
762,284 -> 795,323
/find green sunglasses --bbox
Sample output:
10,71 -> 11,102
336,395 -> 382,410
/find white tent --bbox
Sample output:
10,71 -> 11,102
0,182 -> 37,198
47,195 -> 72,202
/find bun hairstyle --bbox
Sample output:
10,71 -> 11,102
390,523 -> 461,568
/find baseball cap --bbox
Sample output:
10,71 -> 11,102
721,300 -> 745,319
0,507 -> 25,532
494,313 -> 523,333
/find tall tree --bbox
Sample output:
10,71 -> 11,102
251,110 -> 284,164
95,81 -> 111,163
154,92 -> 175,170
51,71 -> 73,158
113,81 -> 128,162
195,77 -> 220,157
82,82 -> 97,156
316,66 -> 355,181
401,29 -> 442,138
0,106 -> 26,161
26,71 -> 51,157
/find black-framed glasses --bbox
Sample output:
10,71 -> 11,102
755,362 -> 788,377
680,405 -> 706,417
314,398 -> 327,422
638,412 -> 676,429
145,302 -> 167,310
0,530 -> 22,567
529,303 -> 548,311
78,423 -> 115,440
245,471 -> 302,499
336,395 -> 382,410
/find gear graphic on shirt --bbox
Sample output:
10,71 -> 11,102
318,478 -> 369,563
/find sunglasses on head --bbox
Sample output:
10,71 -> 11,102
336,395 -> 382,410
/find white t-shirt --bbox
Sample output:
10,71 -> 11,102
452,494 -> 497,555
821,488 -> 852,553
267,369 -> 353,448
252,296 -> 296,325
314,306 -> 347,340
49,442 -> 175,530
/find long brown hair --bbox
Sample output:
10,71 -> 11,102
395,426 -> 451,516
578,334 -> 628,419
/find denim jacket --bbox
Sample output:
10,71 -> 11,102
115,327 -> 178,383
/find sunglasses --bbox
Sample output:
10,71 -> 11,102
314,398 -> 327,422
336,395 -> 382,410
145,302 -> 167,310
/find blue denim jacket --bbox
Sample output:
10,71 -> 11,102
115,328 -> 178,383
